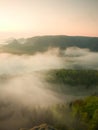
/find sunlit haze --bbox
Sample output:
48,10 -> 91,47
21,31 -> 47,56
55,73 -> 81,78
0,0 -> 98,42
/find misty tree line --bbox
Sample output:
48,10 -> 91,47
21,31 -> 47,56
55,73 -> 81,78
47,69 -> 98,88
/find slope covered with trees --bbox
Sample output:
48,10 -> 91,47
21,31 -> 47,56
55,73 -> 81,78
47,69 -> 98,87
19,96 -> 98,130
0,35 -> 98,54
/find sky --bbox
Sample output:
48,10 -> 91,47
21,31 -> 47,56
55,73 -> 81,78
0,0 -> 98,42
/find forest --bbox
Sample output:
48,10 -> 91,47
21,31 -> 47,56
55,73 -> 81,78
19,95 -> 98,130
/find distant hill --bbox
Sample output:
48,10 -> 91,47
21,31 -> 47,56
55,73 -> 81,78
0,35 -> 98,54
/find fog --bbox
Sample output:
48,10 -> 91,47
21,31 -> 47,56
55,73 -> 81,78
63,47 -> 98,70
0,47 -> 98,130
0,47 -> 98,75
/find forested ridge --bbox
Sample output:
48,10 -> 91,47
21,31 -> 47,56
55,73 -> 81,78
0,36 -> 98,54
47,69 -> 98,87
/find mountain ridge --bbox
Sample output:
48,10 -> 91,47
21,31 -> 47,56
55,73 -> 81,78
0,35 -> 98,54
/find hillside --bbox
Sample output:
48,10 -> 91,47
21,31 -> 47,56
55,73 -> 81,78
46,69 -> 98,87
19,96 -> 98,130
45,69 -> 98,96
0,35 -> 98,54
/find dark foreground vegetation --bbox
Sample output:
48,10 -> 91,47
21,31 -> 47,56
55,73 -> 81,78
20,96 -> 98,130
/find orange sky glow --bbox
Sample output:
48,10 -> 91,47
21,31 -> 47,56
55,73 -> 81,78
0,0 -> 98,42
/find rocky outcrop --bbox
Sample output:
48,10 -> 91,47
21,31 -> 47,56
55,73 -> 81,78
20,124 -> 58,130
